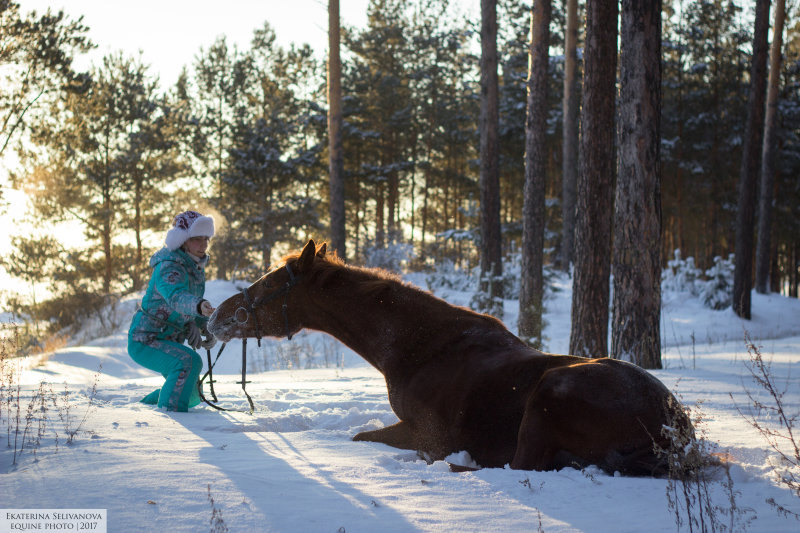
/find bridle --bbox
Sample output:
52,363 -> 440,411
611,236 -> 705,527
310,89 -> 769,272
235,262 -> 302,344
198,262 -> 302,414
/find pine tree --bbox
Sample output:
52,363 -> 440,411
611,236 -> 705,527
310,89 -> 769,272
0,235 -> 60,331
19,54 -> 164,294
345,0 -> 415,253
661,0 -> 749,268
772,16 -> 800,296
479,0 -> 504,312
569,0 -> 617,357
190,36 -> 254,278
519,0 -> 551,348
114,58 -> 182,290
328,0 -> 346,260
733,0 -> 771,318
560,0 -> 580,271
220,26 -> 325,271
612,0 -> 663,369
0,2 -> 92,156
755,0 -> 787,294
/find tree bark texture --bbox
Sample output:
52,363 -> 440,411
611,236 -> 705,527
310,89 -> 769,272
328,0 -> 346,260
756,0 -> 785,294
519,0 -> 551,347
479,0 -> 503,300
569,0 -> 617,357
612,0 -> 663,369
560,0 -> 579,271
733,0 -> 770,318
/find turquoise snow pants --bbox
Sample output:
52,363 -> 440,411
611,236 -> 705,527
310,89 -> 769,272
128,338 -> 203,412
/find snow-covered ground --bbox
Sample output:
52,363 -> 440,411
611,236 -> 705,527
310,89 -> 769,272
2,272 -> 800,532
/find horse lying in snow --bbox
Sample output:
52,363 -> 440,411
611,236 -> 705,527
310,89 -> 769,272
207,240 -> 690,475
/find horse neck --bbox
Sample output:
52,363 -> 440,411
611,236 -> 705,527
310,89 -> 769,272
301,270 -> 460,374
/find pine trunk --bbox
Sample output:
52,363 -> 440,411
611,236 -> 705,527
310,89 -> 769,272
612,0 -> 662,369
376,182 -> 385,249
569,0 -> 617,357
388,136 -> 399,242
755,0 -> 785,294
733,0 -> 770,318
519,0 -> 551,347
102,123 -> 112,295
560,0 -> 579,271
328,0 -> 346,260
793,243 -> 799,298
479,0 -> 503,302
133,175 -> 143,291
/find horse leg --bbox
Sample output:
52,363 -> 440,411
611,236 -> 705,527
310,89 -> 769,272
353,420 -> 419,450
511,361 -> 675,475
354,419 -> 452,463
509,407 -> 557,470
510,364 -> 596,470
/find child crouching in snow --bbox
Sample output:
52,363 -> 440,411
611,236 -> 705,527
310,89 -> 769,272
127,210 -> 217,411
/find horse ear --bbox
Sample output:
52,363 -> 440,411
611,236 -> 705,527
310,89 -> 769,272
316,243 -> 327,257
298,239 -> 316,273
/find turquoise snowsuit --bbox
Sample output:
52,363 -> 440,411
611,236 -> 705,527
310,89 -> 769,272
128,247 -> 209,411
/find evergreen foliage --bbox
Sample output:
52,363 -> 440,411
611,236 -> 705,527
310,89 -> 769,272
0,1 -> 93,157
661,249 -> 735,311
2,0 -> 799,336
661,0 -> 749,266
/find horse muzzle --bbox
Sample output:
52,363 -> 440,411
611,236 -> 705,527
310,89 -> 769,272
206,310 -> 234,342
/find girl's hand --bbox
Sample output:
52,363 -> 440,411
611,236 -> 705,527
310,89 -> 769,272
200,300 -> 215,317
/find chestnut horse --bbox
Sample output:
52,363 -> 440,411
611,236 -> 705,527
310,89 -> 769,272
207,240 -> 688,475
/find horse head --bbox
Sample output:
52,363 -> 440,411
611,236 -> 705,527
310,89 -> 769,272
207,239 -> 327,342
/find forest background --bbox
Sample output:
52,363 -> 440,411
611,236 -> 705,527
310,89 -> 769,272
1,0 -> 799,362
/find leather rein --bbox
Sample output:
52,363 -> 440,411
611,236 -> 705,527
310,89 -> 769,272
198,262 -> 302,414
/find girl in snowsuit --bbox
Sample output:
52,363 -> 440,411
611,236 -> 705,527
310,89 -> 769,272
128,210 -> 217,411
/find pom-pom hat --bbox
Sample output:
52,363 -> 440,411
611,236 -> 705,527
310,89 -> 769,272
165,210 -> 215,251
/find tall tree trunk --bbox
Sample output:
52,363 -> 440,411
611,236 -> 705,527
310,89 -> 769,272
133,174 -> 143,291
673,0 -> 686,259
376,182 -> 385,249
102,122 -> 112,295
569,0 -> 617,357
519,0 -> 551,348
756,0 -> 786,294
422,163 -> 430,247
328,0 -> 346,260
214,95 -> 229,281
612,0 -> 662,369
793,242 -> 799,298
769,234 -> 783,293
560,0 -> 579,271
479,0 -> 503,306
769,234 -> 780,293
103,187 -> 112,294
388,135 -> 399,242
733,0 -> 770,318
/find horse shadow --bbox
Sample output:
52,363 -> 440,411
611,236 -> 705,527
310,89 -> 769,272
169,407 -> 416,532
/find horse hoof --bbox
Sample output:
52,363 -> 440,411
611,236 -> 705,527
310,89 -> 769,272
448,462 -> 480,473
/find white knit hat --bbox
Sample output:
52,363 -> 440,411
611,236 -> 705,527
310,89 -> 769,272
165,210 -> 215,251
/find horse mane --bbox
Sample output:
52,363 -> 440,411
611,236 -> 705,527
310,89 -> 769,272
275,245 -> 509,332
277,247 -> 404,295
